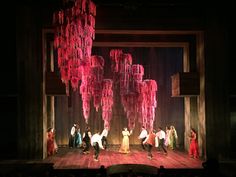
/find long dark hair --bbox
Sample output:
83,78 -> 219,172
191,128 -> 197,139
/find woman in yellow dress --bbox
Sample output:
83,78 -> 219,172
169,125 -> 178,150
119,127 -> 132,153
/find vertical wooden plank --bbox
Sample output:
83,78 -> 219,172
196,32 -> 206,159
183,45 -> 191,152
42,29 -> 48,159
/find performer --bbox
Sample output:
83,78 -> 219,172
165,126 -> 170,148
82,126 -> 92,154
69,124 -> 77,148
138,126 -> 148,150
75,125 -> 82,148
47,128 -> 56,156
101,126 -> 109,149
169,125 -> 178,150
119,127 -> 132,153
156,127 -> 168,155
143,129 -> 156,159
53,129 -> 58,153
91,130 -> 104,161
189,128 -> 199,158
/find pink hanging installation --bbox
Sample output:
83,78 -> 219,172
90,55 -> 104,112
70,59 -> 81,91
130,64 -> 144,93
53,1 -> 158,129
119,53 -> 132,95
78,55 -> 106,123
110,49 -> 123,73
136,82 -> 147,124
101,79 -> 113,128
53,0 -> 96,95
79,59 -> 91,123
142,79 -> 158,130
53,0 -> 102,123
109,49 -> 158,130
131,64 -> 144,126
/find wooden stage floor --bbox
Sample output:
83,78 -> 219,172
44,146 -> 203,170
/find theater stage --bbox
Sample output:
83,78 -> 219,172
44,146 -> 203,170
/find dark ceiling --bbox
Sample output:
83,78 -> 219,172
16,0 -> 209,7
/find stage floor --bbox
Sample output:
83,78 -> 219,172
44,146 -> 203,169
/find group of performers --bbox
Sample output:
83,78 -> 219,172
118,126 -> 198,160
67,123 -> 108,161
47,123 -> 199,161
138,127 -> 168,159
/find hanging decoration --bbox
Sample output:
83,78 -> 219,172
142,79 -> 158,130
90,55 -> 104,112
53,0 -> 96,95
110,49 -> 123,73
101,79 -> 113,128
53,0 -> 101,123
110,49 -> 158,130
79,58 -> 91,123
53,1 -> 158,129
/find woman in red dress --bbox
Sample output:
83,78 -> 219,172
47,128 -> 55,156
189,128 -> 199,158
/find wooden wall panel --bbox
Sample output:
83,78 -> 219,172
46,72 -> 66,95
17,6 -> 44,159
171,72 -> 199,97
